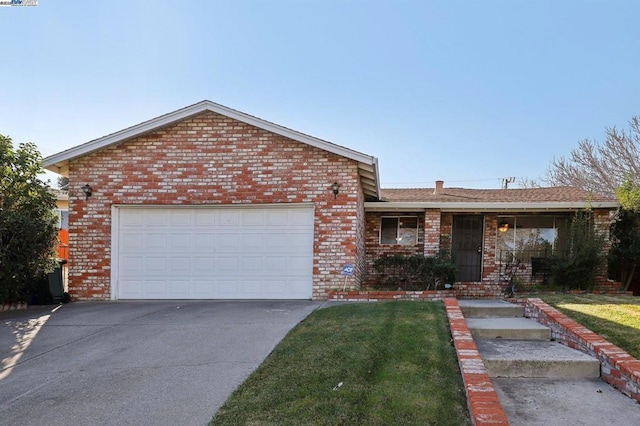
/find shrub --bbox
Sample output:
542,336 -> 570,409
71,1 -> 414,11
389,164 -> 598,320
373,252 -> 457,291
545,212 -> 605,291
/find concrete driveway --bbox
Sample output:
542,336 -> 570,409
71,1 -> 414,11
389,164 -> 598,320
0,300 -> 320,426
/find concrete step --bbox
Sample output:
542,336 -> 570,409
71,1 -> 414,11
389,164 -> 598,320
476,339 -> 601,379
458,299 -> 524,318
466,317 -> 551,340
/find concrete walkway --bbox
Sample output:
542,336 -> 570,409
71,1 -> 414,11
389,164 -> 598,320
457,299 -> 640,426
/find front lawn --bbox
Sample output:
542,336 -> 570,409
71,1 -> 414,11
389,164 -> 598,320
539,294 -> 640,359
210,301 -> 470,425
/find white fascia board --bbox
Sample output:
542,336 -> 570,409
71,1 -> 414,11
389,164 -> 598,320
372,158 -> 381,198
43,100 -> 377,169
364,201 -> 620,212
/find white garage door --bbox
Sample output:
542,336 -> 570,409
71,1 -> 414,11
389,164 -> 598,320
113,205 -> 314,299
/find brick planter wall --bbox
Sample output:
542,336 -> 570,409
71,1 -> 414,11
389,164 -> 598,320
524,298 -> 640,403
444,299 -> 510,426
67,110 -> 364,300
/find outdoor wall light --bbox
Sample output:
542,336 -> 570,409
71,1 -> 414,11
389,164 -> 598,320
81,184 -> 93,200
331,182 -> 340,199
498,222 -> 510,233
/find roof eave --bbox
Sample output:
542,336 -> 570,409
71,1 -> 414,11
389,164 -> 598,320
43,100 -> 379,180
42,101 -> 381,199
364,201 -> 620,212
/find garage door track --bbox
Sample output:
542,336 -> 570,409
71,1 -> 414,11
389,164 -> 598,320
0,300 -> 319,426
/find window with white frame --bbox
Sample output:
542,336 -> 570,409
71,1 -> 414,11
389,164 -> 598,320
380,216 -> 418,245
54,209 -> 69,229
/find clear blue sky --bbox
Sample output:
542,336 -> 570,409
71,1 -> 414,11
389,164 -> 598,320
1,1 -> 638,189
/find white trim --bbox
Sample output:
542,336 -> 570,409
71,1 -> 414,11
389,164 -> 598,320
111,202 -> 316,210
379,216 -> 419,246
365,201 -> 620,212
110,204 -> 119,300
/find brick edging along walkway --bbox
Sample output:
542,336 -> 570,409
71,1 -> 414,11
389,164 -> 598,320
522,298 -> 640,403
444,298 -> 509,426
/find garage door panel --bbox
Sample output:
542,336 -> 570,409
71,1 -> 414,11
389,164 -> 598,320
193,280 -> 215,296
216,280 -> 238,297
120,233 -> 144,251
219,211 -> 240,226
266,210 -> 288,226
116,206 -> 313,299
145,280 -> 167,296
169,233 -> 191,250
241,256 -> 264,274
264,233 -> 288,250
216,256 -> 239,273
121,256 -> 144,274
168,280 -> 190,297
282,255 -> 312,273
241,233 -> 264,250
265,256 -> 287,273
239,280 -> 262,297
194,233 -> 215,252
193,257 -> 215,274
146,210 -> 168,226
216,233 -> 239,250
145,234 -> 167,251
169,257 -> 190,274
242,210 -> 264,226
289,232 -> 313,249
169,210 -> 191,226
192,210 -> 215,226
145,257 -> 168,274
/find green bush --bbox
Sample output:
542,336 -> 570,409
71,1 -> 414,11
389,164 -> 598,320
373,252 -> 457,291
545,212 -> 605,291
0,135 -> 58,304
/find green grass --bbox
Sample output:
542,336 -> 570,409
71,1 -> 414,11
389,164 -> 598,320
539,294 -> 640,359
210,302 -> 470,426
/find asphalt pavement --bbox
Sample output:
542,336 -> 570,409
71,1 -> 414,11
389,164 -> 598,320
0,300 -> 320,426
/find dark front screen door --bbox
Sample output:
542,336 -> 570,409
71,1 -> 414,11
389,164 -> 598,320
452,215 -> 484,282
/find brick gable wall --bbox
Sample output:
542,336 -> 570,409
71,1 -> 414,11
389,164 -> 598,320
67,111 -> 363,300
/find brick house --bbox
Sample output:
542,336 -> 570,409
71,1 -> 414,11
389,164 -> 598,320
44,101 -> 619,300
365,184 -> 619,298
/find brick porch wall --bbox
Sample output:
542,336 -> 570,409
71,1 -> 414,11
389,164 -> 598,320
67,110 -> 363,300
363,212 -> 425,287
364,210 -> 618,297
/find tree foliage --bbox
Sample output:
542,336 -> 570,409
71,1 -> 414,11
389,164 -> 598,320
57,176 -> 69,190
0,134 -> 58,304
546,116 -> 640,195
609,208 -> 640,291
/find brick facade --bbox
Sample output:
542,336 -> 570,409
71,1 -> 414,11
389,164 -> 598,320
364,209 -> 618,296
67,111 -> 365,300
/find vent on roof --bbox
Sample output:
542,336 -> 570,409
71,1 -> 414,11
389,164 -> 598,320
434,180 -> 444,195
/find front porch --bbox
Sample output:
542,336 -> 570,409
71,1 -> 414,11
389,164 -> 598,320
362,208 -> 619,295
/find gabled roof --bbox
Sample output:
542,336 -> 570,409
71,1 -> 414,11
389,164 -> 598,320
43,100 -> 381,200
366,186 -> 619,211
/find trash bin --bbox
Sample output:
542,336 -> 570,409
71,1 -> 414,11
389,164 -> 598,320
48,260 -> 66,304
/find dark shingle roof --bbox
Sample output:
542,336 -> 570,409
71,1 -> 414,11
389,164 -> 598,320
379,186 -> 617,203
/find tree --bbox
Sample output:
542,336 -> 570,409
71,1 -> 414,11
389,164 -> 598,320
546,116 -> 640,195
0,134 -> 59,304
546,117 -> 640,291
57,176 -> 69,190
